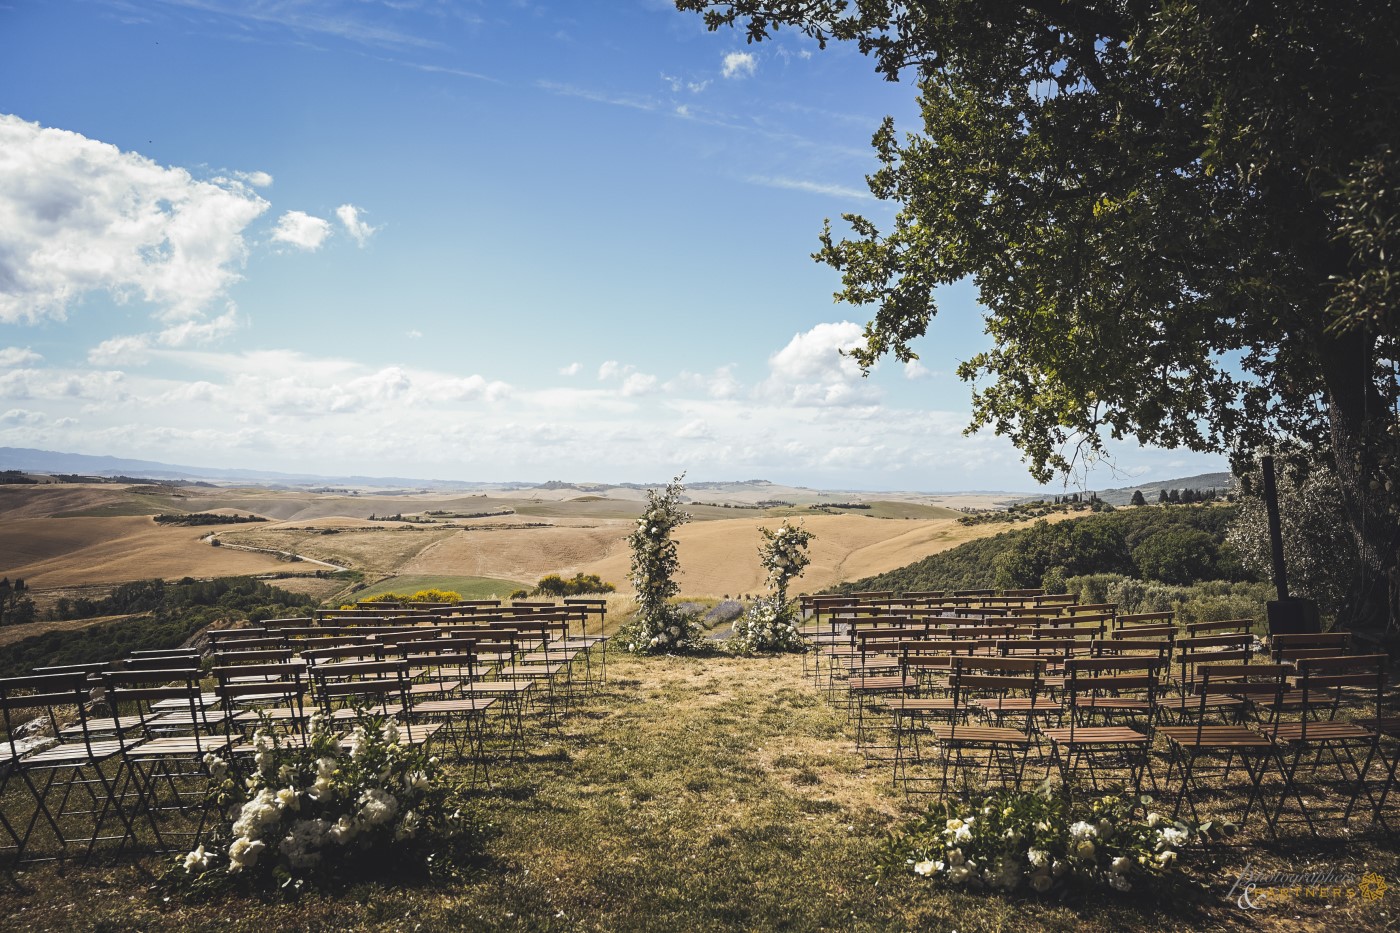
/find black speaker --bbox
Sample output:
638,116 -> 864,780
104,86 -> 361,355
1267,597 -> 1321,636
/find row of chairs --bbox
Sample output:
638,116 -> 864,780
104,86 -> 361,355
0,602 -> 610,866
804,595 -> 1396,837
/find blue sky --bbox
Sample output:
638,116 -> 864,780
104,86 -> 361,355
0,0 -> 1227,490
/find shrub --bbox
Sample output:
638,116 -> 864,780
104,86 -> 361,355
530,573 -> 616,598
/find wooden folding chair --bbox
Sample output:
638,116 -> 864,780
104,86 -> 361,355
1042,656 -> 1162,796
922,656 -> 1047,796
1263,654 -> 1388,835
0,672 -> 134,865
401,640 -> 497,787
103,668 -> 233,854
1157,664 -> 1289,834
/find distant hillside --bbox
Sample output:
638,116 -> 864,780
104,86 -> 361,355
1013,472 -> 1235,507
0,446 -> 503,489
831,504 -> 1246,593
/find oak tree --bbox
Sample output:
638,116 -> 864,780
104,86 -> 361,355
678,0 -> 1400,630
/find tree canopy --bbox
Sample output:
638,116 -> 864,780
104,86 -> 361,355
678,0 -> 1400,630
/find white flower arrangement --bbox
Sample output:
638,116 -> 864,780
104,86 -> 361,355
729,596 -> 806,654
893,786 -> 1217,897
178,710 -> 469,887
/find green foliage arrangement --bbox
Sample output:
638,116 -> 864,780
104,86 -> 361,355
886,785 -> 1224,897
729,521 -> 815,654
175,711 -> 476,893
616,475 -> 705,653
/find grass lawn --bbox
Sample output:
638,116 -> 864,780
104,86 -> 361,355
8,649 -> 1398,931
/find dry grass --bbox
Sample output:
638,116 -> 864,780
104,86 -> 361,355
5,644 -> 1397,932
0,613 -> 138,648
0,485 -> 1014,606
575,514 -> 1012,597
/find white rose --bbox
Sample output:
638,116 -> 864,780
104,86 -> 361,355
183,845 -> 210,873
227,837 -> 265,873
913,859 -> 937,876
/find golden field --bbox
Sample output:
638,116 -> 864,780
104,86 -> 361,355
0,480 -> 1018,603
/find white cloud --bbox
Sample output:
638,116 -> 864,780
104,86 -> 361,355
0,368 -> 126,402
236,170 -> 273,188
596,360 -> 657,396
88,335 -> 152,366
559,362 -> 581,376
165,381 -> 220,404
407,329 -> 423,339
721,52 -> 757,79
621,372 -> 659,397
675,418 -> 712,439
0,408 -> 45,426
0,347 -> 42,367
764,321 -> 876,407
429,373 -> 511,403
271,210 -> 332,251
336,204 -> 379,246
158,307 -> 241,347
0,114 -> 269,324
904,360 -> 933,380
746,175 -> 871,200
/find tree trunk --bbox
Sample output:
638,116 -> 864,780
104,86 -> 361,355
1317,329 -> 1400,635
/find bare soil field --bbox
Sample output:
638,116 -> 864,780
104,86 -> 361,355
399,522 -> 633,583
0,515 -> 286,587
216,524 -> 461,576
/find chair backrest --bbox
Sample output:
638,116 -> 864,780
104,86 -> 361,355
1176,633 -> 1255,685
1269,631 -> 1350,664
103,668 -> 214,749
0,671 -> 93,759
301,641 -> 384,666
1091,638 -> 1172,663
122,652 -> 200,671
1059,655 -> 1164,738
213,661 -> 309,740
1186,618 -> 1254,637
1189,663 -> 1287,729
1292,654 -> 1387,727
948,655 -> 1045,730
310,660 -> 410,713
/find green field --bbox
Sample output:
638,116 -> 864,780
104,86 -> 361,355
352,574 -> 528,601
